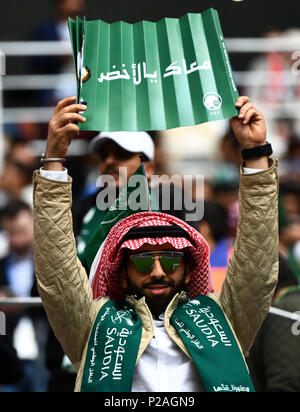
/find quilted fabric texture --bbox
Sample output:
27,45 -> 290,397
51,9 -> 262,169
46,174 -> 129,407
220,159 -> 279,355
33,159 -> 279,391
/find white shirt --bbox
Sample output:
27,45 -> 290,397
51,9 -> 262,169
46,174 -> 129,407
132,314 -> 205,392
7,252 -> 34,298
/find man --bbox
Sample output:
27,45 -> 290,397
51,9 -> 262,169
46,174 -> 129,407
0,200 -> 35,312
33,96 -> 278,392
73,130 -> 155,264
247,256 -> 300,392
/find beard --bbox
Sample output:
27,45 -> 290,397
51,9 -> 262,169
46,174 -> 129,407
126,276 -> 187,319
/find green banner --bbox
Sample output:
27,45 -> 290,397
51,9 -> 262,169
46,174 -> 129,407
69,8 -> 239,132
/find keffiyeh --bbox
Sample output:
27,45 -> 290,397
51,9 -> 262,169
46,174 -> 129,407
90,211 -> 214,300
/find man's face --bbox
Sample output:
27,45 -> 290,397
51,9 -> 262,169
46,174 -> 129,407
3,211 -> 34,257
122,243 -> 191,318
97,140 -> 146,188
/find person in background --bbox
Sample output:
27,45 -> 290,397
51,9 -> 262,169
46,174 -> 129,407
0,335 -> 24,388
247,255 -> 300,392
214,129 -> 241,240
245,28 -> 300,150
0,139 -> 38,207
31,0 -> 87,105
0,200 -> 49,392
219,129 -> 242,169
73,131 -> 155,265
279,181 -> 300,281
197,201 -> 233,294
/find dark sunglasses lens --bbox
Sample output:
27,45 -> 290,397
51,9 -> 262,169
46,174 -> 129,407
132,256 -> 154,273
159,257 -> 182,272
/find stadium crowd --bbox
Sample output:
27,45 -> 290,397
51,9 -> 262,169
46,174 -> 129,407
0,0 -> 300,393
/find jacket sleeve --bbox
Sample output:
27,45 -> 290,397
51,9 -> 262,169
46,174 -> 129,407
33,171 -> 97,367
220,159 -> 279,356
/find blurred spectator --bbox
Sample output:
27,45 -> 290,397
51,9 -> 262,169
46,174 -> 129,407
31,0 -> 87,105
0,335 -> 24,387
279,182 -> 300,280
247,255 -> 300,392
245,28 -> 286,105
245,28 -> 300,155
0,138 -> 39,207
219,128 -> 242,169
288,135 -> 300,160
197,201 -> 233,294
211,128 -> 241,239
0,200 -> 49,392
212,182 -> 239,240
284,135 -> 300,182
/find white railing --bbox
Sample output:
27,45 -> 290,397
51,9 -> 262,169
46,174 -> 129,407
0,297 -> 299,322
1,37 -> 299,55
0,297 -> 43,307
0,40 -> 72,56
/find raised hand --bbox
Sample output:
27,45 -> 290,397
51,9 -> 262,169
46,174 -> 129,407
230,96 -> 267,149
230,96 -> 269,170
45,96 -> 87,163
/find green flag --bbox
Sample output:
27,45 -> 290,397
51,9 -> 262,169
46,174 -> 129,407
69,8 -> 239,132
83,164 -> 155,271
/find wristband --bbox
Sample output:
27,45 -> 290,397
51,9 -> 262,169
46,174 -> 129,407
241,143 -> 273,160
40,153 -> 65,165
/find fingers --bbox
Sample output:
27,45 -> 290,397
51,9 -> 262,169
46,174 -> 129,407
53,96 -> 79,114
60,122 -> 81,137
235,96 -> 250,109
54,97 -> 87,120
56,111 -> 87,128
51,98 -> 87,131
235,97 -> 261,124
57,102 -> 87,119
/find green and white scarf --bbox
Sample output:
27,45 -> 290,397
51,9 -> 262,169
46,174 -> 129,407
81,295 -> 255,392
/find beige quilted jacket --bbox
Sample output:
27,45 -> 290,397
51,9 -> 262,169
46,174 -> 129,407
33,159 -> 279,392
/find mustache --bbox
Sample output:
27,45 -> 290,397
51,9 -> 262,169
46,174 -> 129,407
142,279 -> 174,288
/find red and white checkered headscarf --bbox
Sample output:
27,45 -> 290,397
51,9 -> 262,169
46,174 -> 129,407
91,211 -> 214,301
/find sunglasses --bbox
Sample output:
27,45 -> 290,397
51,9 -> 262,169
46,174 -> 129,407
130,251 -> 184,273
